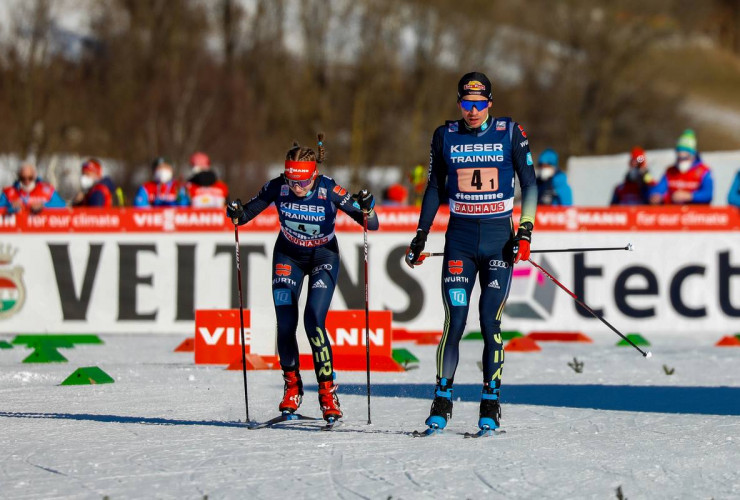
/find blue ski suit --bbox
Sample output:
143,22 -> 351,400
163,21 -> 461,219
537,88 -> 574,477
235,175 -> 379,381
417,116 -> 537,388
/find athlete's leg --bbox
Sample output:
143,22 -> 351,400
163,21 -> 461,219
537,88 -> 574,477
478,227 -> 515,389
272,249 -> 305,371
303,250 -> 340,382
437,236 -> 477,381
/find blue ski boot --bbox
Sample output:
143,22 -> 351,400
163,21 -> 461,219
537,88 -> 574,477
424,378 -> 453,432
478,384 -> 501,433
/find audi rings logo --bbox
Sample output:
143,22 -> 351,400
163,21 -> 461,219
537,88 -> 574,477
311,264 -> 333,275
489,259 -> 509,270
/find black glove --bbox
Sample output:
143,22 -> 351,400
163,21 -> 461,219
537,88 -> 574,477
404,229 -> 428,268
226,199 -> 244,223
354,189 -> 375,212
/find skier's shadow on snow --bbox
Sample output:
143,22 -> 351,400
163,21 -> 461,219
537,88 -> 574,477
332,384 -> 740,416
0,411 -> 248,428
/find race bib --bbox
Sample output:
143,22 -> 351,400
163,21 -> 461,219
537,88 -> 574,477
457,168 -> 499,192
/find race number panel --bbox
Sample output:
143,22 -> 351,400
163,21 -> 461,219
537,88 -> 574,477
457,168 -> 499,192
285,220 -> 321,236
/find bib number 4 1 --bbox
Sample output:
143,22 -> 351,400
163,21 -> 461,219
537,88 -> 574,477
458,168 -> 498,192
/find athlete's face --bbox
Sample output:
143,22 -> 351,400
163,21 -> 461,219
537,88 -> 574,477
459,96 -> 491,128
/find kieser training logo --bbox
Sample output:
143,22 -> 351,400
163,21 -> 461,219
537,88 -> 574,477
0,245 -> 25,319
504,256 -> 557,320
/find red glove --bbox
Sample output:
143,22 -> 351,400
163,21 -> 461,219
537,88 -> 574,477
513,222 -> 532,263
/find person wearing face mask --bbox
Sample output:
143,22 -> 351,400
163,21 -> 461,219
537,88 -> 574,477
611,147 -> 656,205
133,157 -> 189,207
649,129 -> 713,205
185,152 -> 229,208
536,148 -> 572,206
0,162 -> 65,214
226,134 -> 378,423
72,158 -> 116,207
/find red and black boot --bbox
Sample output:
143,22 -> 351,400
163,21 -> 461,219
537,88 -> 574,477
318,380 -> 343,422
279,370 -> 303,414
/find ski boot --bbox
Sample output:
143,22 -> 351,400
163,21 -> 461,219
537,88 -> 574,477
478,383 -> 501,432
425,378 -> 453,432
278,369 -> 303,415
318,380 -> 343,422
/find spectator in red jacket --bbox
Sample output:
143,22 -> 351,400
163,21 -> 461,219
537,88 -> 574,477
133,157 -> 188,207
185,152 -> 229,207
73,158 -> 115,207
649,129 -> 713,205
611,147 -> 657,205
0,163 -> 66,214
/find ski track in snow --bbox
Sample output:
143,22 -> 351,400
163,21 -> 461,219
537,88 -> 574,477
0,334 -> 738,499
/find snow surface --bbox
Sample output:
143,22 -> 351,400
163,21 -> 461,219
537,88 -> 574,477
1,333 -> 738,499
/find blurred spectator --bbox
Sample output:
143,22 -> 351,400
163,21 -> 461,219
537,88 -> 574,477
611,147 -> 657,205
409,163 -> 427,206
729,170 -> 740,208
0,162 -> 65,214
73,158 -> 116,207
536,148 -> 572,206
650,129 -> 713,205
133,157 -> 188,208
382,183 -> 409,206
186,152 -> 228,207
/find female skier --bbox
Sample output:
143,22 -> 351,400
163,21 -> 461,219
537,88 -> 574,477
226,134 -> 378,422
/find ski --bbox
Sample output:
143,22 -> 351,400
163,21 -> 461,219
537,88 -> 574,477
248,413 -> 319,430
463,428 -> 506,438
412,427 -> 444,437
321,418 -> 342,431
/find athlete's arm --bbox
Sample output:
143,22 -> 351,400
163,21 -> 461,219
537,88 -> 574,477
511,123 -> 537,226
417,125 -> 447,233
691,170 -> 713,204
332,182 -> 379,230
237,177 -> 281,224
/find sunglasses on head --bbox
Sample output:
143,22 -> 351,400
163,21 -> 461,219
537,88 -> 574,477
459,99 -> 489,112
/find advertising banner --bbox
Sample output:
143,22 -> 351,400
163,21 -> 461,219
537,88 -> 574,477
1,207 -> 739,341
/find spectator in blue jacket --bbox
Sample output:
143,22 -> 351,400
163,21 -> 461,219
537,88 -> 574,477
729,170 -> 740,208
536,148 -> 572,206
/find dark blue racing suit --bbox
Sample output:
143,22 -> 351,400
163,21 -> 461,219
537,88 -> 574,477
417,116 -> 537,389
236,176 -> 379,381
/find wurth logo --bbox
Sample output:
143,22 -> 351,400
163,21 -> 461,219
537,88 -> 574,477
275,264 -> 291,276
448,260 -> 463,275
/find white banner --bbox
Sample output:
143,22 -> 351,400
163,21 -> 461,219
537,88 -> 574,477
1,231 -> 739,340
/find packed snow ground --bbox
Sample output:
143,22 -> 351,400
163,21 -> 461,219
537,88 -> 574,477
0,333 -> 738,499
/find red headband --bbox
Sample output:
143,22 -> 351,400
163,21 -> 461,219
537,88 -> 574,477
284,160 -> 317,181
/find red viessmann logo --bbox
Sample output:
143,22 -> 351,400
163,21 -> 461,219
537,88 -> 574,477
448,260 -> 463,275
194,309 -> 251,364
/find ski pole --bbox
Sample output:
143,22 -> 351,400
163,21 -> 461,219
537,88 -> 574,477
419,243 -> 633,258
527,257 -> 651,358
362,205 -> 372,425
231,214 -> 251,423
